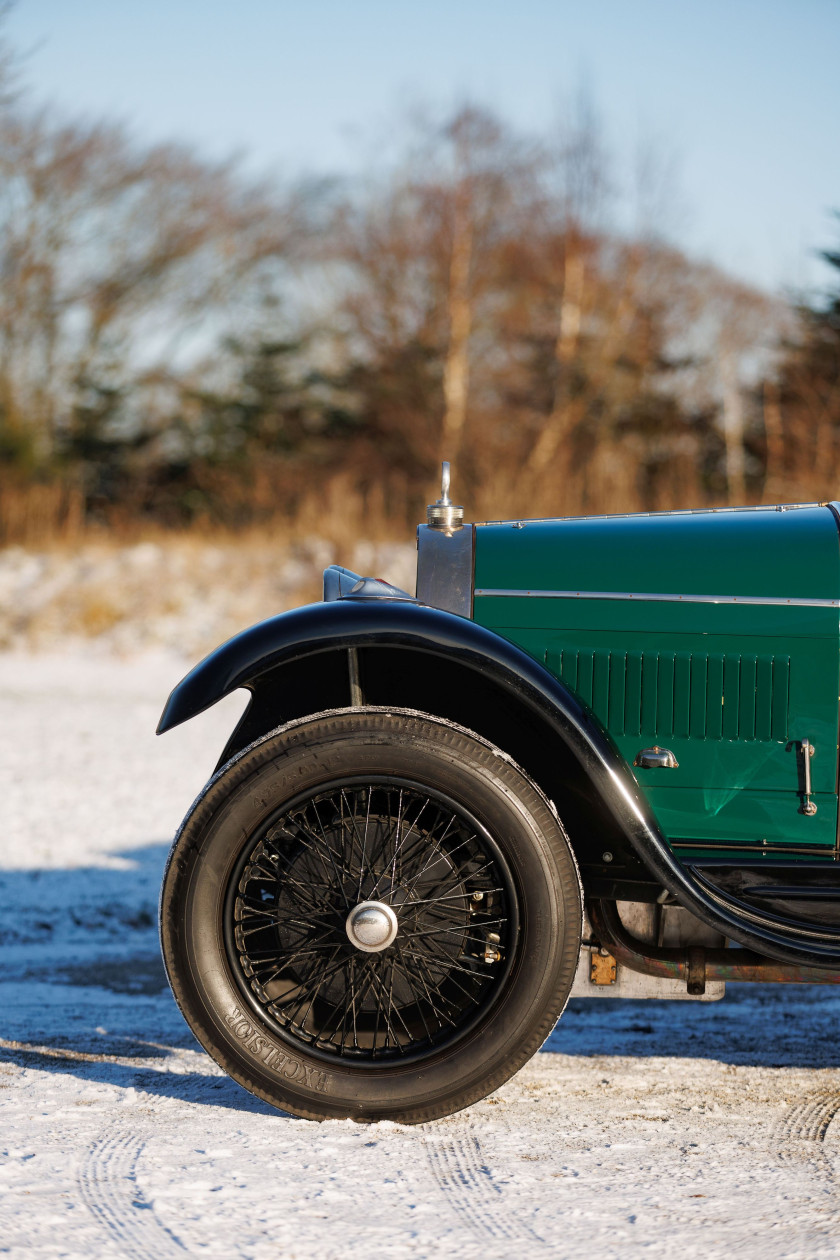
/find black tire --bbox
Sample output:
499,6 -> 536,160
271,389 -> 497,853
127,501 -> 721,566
160,708 -> 582,1123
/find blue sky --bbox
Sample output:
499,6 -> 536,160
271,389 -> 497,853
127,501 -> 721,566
8,0 -> 840,296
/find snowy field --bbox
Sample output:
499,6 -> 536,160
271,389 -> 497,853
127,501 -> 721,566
4,652 -> 840,1258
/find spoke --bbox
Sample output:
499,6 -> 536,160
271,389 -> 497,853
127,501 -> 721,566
239,905 -> 338,930
398,903 -> 470,927
365,959 -> 400,1046
268,950 -> 348,1010
393,945 -> 457,1032
260,839 -> 334,911
246,925 -> 337,968
406,943 -> 485,1008
389,795 -> 432,898
250,940 -> 337,971
398,946 -> 490,982
345,955 -> 358,1053
366,960 -> 412,1053
391,947 -> 437,1039
319,953 -> 370,1053
308,801 -> 357,882
365,791 -> 396,875
377,819 -> 446,898
347,957 -> 379,1053
243,857 -> 280,885
344,955 -> 379,1054
238,906 -> 338,932
250,939 -> 339,986
237,920 -> 336,943
340,789 -> 366,878
338,792 -> 350,876
333,961 -> 361,1055
356,787 -> 373,900
288,945 -> 345,1030
279,806 -> 354,882
283,819 -> 353,910
292,806 -> 352,873
274,823 -> 345,902
389,804 -> 456,882
273,868 -> 335,913
399,830 -> 480,900
245,936 -> 339,958
266,953 -> 345,1006
385,788 -> 404,900
245,922 -> 337,954
246,943 -> 340,972
400,887 -> 504,909
365,791 -> 404,900
409,854 -> 499,905
404,921 -> 507,947
365,962 -> 392,1055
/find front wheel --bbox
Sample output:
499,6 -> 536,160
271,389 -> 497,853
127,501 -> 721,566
160,709 -> 582,1123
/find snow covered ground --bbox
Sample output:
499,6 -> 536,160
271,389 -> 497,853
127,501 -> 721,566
4,651 -> 840,1258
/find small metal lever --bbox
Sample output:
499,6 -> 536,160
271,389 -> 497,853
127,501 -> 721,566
786,739 -> 818,815
800,739 -> 817,816
633,746 -> 679,770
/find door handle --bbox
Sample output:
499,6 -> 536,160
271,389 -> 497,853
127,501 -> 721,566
633,746 -> 679,769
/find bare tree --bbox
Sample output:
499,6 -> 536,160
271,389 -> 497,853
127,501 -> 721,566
0,104 -> 300,468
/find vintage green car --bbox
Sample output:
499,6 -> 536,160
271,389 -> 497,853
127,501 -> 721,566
158,466 -> 840,1123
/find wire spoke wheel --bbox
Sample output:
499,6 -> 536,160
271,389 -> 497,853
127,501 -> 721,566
225,779 -> 517,1063
161,710 -> 582,1122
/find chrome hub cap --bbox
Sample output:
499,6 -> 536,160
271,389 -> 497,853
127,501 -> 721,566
345,900 -> 399,953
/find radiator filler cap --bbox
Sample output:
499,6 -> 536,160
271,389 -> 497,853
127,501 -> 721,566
427,461 -> 464,531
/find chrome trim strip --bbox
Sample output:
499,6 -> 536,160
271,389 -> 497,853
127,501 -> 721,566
473,588 -> 840,608
475,502 -> 826,527
677,843 -> 834,855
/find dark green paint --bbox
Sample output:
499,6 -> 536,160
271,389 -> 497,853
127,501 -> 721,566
476,504 -> 840,599
473,505 -> 840,857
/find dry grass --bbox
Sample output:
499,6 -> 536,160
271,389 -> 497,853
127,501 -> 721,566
0,472 -> 424,552
0,530 -> 416,656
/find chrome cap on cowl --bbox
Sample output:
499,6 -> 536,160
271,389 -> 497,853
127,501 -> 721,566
426,461 -> 464,532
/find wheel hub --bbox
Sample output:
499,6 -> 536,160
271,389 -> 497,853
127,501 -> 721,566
345,900 -> 399,952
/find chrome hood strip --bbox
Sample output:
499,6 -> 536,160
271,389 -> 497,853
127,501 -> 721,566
476,502 -> 824,527
474,588 -> 840,608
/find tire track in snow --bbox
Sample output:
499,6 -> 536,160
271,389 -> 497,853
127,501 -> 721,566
424,1125 -> 544,1243
777,1091 -> 840,1151
775,1090 -> 840,1228
78,1124 -> 187,1260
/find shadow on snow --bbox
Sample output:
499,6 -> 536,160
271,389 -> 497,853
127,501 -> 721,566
2,840 -> 840,1111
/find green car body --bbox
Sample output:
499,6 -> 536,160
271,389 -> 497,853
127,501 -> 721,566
472,504 -> 840,862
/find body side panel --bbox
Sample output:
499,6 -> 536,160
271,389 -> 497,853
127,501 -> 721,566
473,507 -> 840,854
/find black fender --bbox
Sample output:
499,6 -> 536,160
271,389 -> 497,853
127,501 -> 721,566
158,599 -> 840,967
158,597 -> 659,848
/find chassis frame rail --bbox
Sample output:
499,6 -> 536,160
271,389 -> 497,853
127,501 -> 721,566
588,899 -> 840,995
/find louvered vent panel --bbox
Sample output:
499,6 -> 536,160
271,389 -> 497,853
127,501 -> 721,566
547,649 -> 789,742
